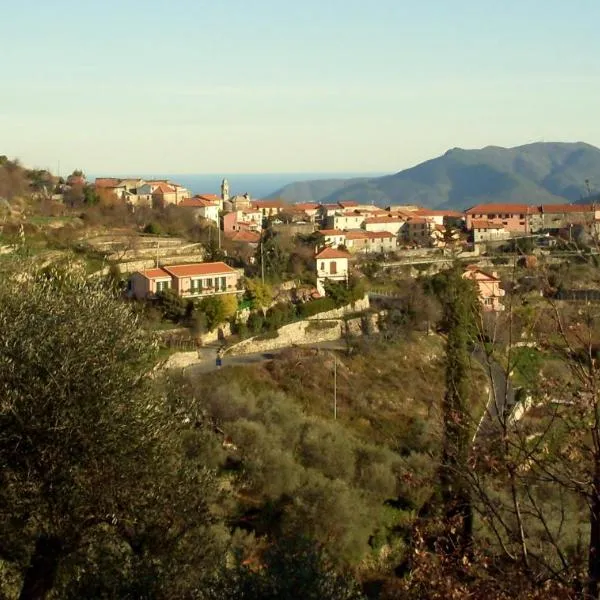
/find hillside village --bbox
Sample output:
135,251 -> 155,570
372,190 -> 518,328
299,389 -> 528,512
2,164 -> 600,350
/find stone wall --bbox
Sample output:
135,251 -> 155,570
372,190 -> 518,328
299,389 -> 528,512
305,294 -> 370,320
227,319 -> 343,355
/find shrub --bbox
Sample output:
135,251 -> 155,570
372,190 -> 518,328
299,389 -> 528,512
247,312 -> 265,335
156,289 -> 187,322
264,302 -> 297,331
143,221 -> 163,235
299,297 -> 336,318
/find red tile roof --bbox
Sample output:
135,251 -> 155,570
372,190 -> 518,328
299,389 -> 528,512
471,219 -> 505,229
338,200 -> 359,208
225,230 -> 261,243
541,203 -> 596,213
317,229 -> 346,236
95,177 -> 122,188
197,193 -> 221,202
315,247 -> 352,259
293,203 -> 320,210
364,216 -> 406,224
464,265 -> 501,281
138,268 -> 171,279
152,183 -> 176,194
179,197 -> 218,208
251,199 -> 285,209
406,217 -> 432,225
367,231 -> 395,238
466,203 -> 541,214
413,209 -> 463,218
162,262 -> 236,277
345,230 -> 368,240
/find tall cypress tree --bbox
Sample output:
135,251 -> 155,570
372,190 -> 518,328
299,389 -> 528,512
432,266 -> 480,553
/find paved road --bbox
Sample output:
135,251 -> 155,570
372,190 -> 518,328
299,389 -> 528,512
472,346 -> 515,438
187,340 -> 347,375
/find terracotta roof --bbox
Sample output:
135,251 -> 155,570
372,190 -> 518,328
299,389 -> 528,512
317,229 -> 345,236
406,217 -> 432,225
95,177 -> 122,187
293,203 -> 320,210
225,230 -> 261,243
315,247 -> 352,259
138,268 -> 171,279
251,199 -> 285,209
321,204 -> 340,210
179,197 -> 218,208
364,216 -> 405,224
338,200 -> 359,208
366,231 -> 395,238
541,203 -> 597,213
471,219 -> 505,229
466,203 -> 541,215
345,230 -> 368,240
162,262 -> 236,277
464,265 -> 501,281
413,209 -> 463,218
197,193 -> 221,202
152,183 -> 176,194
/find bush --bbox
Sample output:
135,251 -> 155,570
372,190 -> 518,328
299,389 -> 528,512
156,289 -> 187,322
264,302 -> 298,331
247,312 -> 265,335
143,221 -> 163,235
299,297 -> 336,318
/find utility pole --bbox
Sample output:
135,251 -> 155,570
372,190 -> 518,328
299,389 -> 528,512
260,239 -> 265,284
155,240 -> 159,268
333,357 -> 337,420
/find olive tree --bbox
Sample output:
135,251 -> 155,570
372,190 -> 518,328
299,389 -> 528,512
0,263 -> 225,599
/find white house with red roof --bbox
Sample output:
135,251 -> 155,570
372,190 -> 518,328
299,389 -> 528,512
129,262 -> 243,300
315,247 -> 352,296
222,209 -> 263,233
470,220 -> 511,243
251,199 -> 286,218
178,196 -> 220,224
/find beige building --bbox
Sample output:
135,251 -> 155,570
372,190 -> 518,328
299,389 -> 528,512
316,229 -> 346,248
129,262 -> 243,300
463,266 -> 505,312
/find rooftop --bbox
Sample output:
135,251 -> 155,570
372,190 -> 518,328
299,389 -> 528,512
315,247 -> 352,260
162,262 -> 237,277
466,203 -> 541,215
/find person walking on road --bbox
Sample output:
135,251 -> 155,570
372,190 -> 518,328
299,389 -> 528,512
216,346 -> 224,369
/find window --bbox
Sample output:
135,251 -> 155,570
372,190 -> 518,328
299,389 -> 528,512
320,262 -> 325,270
519,214 -> 525,219
330,261 -> 337,275
156,280 -> 170,292
220,276 -> 227,291
206,278 -> 213,288
191,278 -> 202,293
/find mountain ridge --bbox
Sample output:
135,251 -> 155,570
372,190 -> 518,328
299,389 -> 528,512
267,142 -> 600,209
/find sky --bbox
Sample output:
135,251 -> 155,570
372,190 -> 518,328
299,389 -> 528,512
2,0 -> 600,176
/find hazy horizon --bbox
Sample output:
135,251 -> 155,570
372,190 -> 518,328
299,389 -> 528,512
3,0 -> 600,175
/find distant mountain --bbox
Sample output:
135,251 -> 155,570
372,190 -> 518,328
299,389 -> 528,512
268,142 -> 600,209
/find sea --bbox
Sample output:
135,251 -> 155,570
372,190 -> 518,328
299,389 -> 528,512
95,172 -> 385,198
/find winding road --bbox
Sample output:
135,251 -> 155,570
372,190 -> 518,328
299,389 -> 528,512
186,340 -> 347,375
472,346 -> 516,439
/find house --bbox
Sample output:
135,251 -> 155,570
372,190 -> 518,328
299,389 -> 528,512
325,211 -> 367,230
178,196 -> 220,224
540,204 -> 600,230
363,215 -> 407,236
465,204 -> 542,234
316,229 -> 347,248
291,203 -> 320,222
345,230 -> 396,253
411,208 -> 464,226
404,217 -> 441,247
470,220 -> 511,243
129,262 -> 243,300
222,209 -> 263,232
251,199 -> 286,218
463,265 -> 505,312
315,247 -> 352,296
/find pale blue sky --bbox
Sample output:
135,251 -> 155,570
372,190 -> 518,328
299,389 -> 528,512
2,0 -> 599,175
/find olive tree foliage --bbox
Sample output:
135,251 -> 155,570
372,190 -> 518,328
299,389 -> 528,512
0,262 -> 226,599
